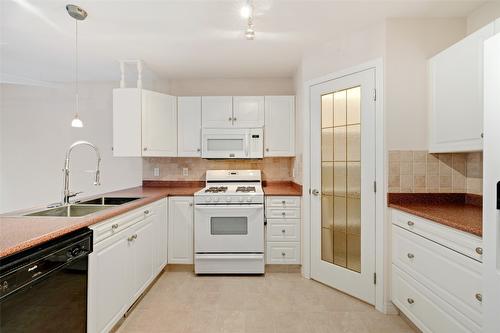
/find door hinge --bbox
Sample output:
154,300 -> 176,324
373,88 -> 377,101
374,273 -> 377,284
373,181 -> 377,193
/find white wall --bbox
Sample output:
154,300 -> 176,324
467,2 -> 500,34
385,18 -> 466,151
0,82 -> 143,213
293,22 -> 386,185
168,77 -> 294,96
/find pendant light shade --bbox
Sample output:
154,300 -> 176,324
67,4 -> 87,128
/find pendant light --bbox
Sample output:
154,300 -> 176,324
66,4 -> 87,128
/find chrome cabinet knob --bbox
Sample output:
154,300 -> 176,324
475,247 -> 483,255
143,147 -> 148,151
407,221 -> 415,227
281,200 -> 286,205
407,253 -> 415,259
281,252 -> 286,257
189,203 -> 193,207
407,298 -> 415,305
144,210 -> 150,214
266,148 -> 269,152
197,148 -> 201,152
281,229 -> 286,233
128,235 -> 134,242
281,212 -> 286,216
475,293 -> 482,302
233,117 -> 237,121
311,189 -> 320,196
229,117 -> 232,121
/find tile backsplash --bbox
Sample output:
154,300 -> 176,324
143,157 -> 294,181
388,151 -> 482,194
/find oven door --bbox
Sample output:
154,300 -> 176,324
194,204 -> 264,253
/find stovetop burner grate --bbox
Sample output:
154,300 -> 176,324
236,186 -> 256,193
205,186 -> 228,193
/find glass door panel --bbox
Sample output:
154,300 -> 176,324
321,86 -> 362,273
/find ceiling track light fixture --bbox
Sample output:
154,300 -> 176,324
66,4 -> 87,128
242,0 -> 255,40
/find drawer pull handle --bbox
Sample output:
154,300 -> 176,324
407,221 -> 414,227
407,298 -> 415,305
281,252 -> 286,256
475,293 -> 482,302
281,229 -> 286,233
111,223 -> 119,230
407,253 -> 415,259
144,210 -> 150,214
475,247 -> 483,255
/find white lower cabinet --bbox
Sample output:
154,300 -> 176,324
265,196 -> 301,265
391,209 -> 482,333
168,196 -> 194,264
88,199 -> 168,333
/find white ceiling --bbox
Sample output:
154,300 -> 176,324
1,0 -> 486,82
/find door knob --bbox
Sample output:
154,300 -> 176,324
311,189 -> 320,196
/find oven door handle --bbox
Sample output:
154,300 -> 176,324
195,204 -> 263,210
245,132 -> 250,157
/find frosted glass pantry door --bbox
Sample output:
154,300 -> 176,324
310,69 -> 376,305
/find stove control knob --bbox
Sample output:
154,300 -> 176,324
205,197 -> 212,202
246,197 -> 252,203
214,197 -> 219,202
225,197 -> 232,202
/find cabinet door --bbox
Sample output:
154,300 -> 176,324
88,233 -> 130,333
152,199 -> 168,273
112,88 -> 142,157
429,23 -> 494,153
233,96 -> 265,128
264,96 -> 295,156
202,96 -> 233,128
131,216 -> 155,300
178,97 -> 202,156
168,197 -> 194,264
142,90 -> 177,156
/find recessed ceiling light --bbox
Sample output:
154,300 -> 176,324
240,3 -> 252,18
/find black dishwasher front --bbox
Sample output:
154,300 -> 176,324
0,228 -> 92,333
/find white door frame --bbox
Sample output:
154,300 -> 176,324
301,58 -> 388,313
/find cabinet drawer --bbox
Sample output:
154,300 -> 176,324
91,204 -> 155,244
266,196 -> 300,208
392,225 -> 482,325
392,265 -> 480,333
266,242 -> 300,264
266,219 -> 300,242
266,208 -> 300,219
391,209 -> 483,262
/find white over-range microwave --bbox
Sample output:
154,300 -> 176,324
201,128 -> 263,159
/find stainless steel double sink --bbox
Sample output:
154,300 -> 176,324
24,197 -> 142,217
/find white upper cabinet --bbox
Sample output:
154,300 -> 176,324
178,96 -> 202,157
113,88 -> 142,157
233,96 -> 265,128
264,96 -> 295,156
142,90 -> 177,156
428,22 -> 495,153
202,96 -> 233,128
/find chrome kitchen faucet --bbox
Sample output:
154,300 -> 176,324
62,140 -> 101,205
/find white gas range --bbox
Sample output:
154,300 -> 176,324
194,170 -> 265,274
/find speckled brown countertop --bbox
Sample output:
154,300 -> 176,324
0,182 -> 203,259
263,181 -> 302,196
388,193 -> 482,236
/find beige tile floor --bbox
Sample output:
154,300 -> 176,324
117,271 -> 416,333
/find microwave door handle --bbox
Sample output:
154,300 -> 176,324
245,133 -> 250,157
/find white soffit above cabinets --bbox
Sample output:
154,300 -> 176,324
1,0 -> 486,81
